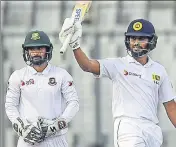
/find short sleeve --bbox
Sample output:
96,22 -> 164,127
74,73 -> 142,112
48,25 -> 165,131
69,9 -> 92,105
94,58 -> 119,80
159,70 -> 175,103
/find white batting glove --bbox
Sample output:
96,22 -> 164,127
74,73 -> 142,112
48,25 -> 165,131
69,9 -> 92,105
38,117 -> 67,138
59,18 -> 82,50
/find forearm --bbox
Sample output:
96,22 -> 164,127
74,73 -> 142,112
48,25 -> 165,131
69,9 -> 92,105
60,100 -> 79,123
73,48 -> 92,72
164,100 -> 176,128
168,107 -> 176,127
168,110 -> 176,128
5,97 -> 20,123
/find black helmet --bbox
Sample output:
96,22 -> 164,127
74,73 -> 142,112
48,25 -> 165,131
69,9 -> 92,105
124,19 -> 158,58
22,30 -> 53,66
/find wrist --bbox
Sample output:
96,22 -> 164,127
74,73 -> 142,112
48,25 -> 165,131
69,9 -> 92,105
69,38 -> 80,50
57,118 -> 67,130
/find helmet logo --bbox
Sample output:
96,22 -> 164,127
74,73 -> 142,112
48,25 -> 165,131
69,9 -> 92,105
133,22 -> 143,31
31,32 -> 40,40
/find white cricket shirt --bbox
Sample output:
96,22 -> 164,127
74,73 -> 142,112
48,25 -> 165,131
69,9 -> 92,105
95,55 -> 175,124
5,63 -> 79,127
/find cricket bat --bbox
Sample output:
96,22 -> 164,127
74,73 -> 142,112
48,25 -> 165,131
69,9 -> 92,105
60,1 -> 92,54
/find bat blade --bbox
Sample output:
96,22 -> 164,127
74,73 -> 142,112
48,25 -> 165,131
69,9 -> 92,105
60,1 -> 92,54
72,1 -> 92,22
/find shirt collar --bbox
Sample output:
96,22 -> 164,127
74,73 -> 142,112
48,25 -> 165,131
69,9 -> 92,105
28,63 -> 52,75
126,55 -> 154,67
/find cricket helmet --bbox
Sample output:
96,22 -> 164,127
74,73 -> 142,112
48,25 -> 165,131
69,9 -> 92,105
22,30 -> 53,66
124,19 -> 158,58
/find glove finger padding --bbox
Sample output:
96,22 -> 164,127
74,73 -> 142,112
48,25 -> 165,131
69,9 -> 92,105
12,118 -> 44,145
59,18 -> 75,44
59,18 -> 82,50
61,18 -> 74,32
69,21 -> 82,50
38,117 -> 56,138
23,122 -> 44,145
38,117 -> 68,139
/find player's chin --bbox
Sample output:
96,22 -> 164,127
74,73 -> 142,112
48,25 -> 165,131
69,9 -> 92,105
31,58 -> 46,66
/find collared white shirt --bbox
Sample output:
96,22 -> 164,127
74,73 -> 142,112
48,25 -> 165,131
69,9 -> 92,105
95,55 -> 175,124
5,63 -> 79,126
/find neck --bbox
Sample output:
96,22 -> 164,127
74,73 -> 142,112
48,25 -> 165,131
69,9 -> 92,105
33,62 -> 48,72
135,56 -> 148,65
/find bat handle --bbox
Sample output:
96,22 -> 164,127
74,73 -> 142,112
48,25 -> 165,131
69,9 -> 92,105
60,32 -> 73,54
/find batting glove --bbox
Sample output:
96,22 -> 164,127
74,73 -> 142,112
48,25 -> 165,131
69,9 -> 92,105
59,18 -> 82,50
12,117 -> 44,145
38,117 -> 68,138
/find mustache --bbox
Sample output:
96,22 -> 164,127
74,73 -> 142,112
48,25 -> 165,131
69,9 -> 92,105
31,56 -> 43,61
132,45 -> 145,53
133,46 -> 142,50
32,55 -> 41,58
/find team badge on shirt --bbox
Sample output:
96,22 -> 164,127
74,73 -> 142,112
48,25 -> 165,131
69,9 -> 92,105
48,77 -> 57,86
152,74 -> 160,85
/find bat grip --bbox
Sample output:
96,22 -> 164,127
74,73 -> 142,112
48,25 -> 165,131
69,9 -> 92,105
60,33 -> 73,54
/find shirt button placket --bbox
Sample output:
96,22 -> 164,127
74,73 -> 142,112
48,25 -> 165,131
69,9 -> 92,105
141,67 -> 146,79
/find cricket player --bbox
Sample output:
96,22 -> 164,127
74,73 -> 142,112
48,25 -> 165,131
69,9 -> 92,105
59,18 -> 176,147
5,30 -> 79,147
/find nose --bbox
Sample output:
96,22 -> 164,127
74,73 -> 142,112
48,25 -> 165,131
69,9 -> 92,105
134,39 -> 140,46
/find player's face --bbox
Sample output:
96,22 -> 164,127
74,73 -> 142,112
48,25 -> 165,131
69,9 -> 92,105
27,47 -> 47,66
129,36 -> 149,52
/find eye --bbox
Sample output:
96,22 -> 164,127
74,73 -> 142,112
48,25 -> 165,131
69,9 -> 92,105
27,47 -> 39,51
39,47 -> 46,52
130,36 -> 136,40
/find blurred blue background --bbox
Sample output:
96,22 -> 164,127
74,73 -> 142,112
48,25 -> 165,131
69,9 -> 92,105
1,1 -> 176,147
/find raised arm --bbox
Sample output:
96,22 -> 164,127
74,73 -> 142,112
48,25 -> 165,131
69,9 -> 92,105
73,47 -> 100,75
59,18 -> 119,79
59,18 -> 100,75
